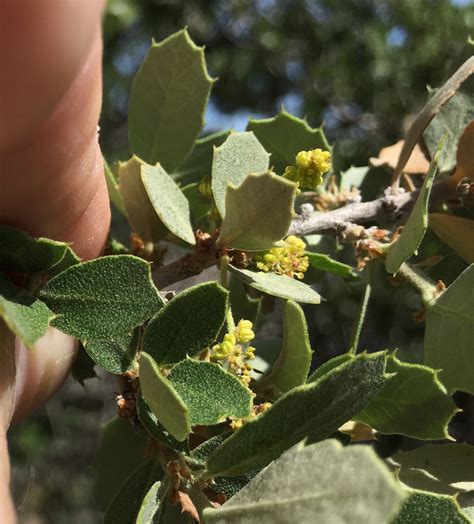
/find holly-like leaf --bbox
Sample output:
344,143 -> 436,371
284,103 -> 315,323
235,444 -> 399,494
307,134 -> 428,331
171,130 -> 230,186
211,131 -> 270,217
393,490 -> 470,524
0,273 -> 54,347
306,251 -> 357,278
168,359 -> 253,426
118,156 -> 169,243
204,440 -> 405,524
430,213 -> 474,263
355,354 -> 457,439
424,265 -> 474,394
307,354 -> 353,383
137,395 -> 188,452
0,225 -> 72,274
141,162 -> 195,245
104,460 -> 163,524
230,266 -> 321,304
128,29 -> 214,171
246,110 -> 331,175
84,330 -> 140,375
254,300 -> 312,398
139,352 -> 191,441
218,171 -> 296,251
205,352 -> 388,477
142,282 -> 228,365
95,416 -> 149,510
136,480 -> 167,524
391,443 -> 474,496
385,142 -> 442,275
424,90 -> 474,173
104,158 -> 126,215
40,255 -> 164,340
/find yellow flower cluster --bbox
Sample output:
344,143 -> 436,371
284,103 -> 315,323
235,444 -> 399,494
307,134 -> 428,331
256,235 -> 309,280
211,319 -> 256,386
283,148 -> 331,189
198,175 -> 213,198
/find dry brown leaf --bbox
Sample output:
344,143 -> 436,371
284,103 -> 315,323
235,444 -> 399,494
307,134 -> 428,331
339,420 -> 376,442
370,140 -> 430,174
177,490 -> 200,523
429,213 -> 474,263
455,120 -> 474,181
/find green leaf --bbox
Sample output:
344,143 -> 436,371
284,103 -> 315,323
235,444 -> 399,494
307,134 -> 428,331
211,132 -> 270,217
40,255 -> 163,340
118,156 -> 169,243
128,29 -> 214,171
0,273 -> 54,347
168,359 -> 253,425
307,354 -> 353,383
391,443 -> 474,496
204,440 -> 405,524
171,130 -> 230,186
136,480 -> 167,524
95,416 -> 149,510
139,352 -> 191,441
141,162 -> 196,245
0,225 -> 72,274
393,490 -> 470,524
254,300 -> 312,397
182,182 -> 213,223
424,265 -> 474,393
355,354 -> 457,439
385,143 -> 442,275
340,165 -> 370,190
306,251 -> 357,278
205,352 -> 388,477
228,272 -> 261,325
104,460 -> 162,524
84,330 -> 140,375
230,266 -> 321,304
218,171 -> 296,251
104,158 -> 126,215
424,90 -> 474,173
246,110 -> 331,175
143,282 -> 228,365
137,395 -> 188,452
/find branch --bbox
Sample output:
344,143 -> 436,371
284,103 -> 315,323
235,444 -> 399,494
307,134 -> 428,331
288,179 -> 454,237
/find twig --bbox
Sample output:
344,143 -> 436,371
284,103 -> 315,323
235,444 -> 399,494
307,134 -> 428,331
391,56 -> 474,191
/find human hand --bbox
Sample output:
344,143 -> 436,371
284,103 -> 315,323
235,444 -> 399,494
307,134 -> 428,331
0,1 -> 109,519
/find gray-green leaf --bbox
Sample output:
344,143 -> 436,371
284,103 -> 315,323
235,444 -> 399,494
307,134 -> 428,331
169,359 -> 253,426
204,440 -> 405,524
118,156 -> 169,243
136,480 -> 167,524
40,255 -> 163,340
356,354 -> 457,439
0,273 -> 54,347
128,29 -> 213,171
141,162 -> 195,245
306,251 -> 357,278
385,142 -> 442,275
246,110 -> 331,175
218,172 -> 296,251
230,266 -> 321,304
0,225 -> 73,274
84,330 -> 140,375
104,158 -> 126,215
254,300 -> 312,398
205,352 -> 388,477
307,353 -> 353,383
139,352 -> 191,441
424,264 -> 474,394
424,90 -> 474,173
211,132 -> 270,217
391,443 -> 474,496
142,282 -> 228,365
